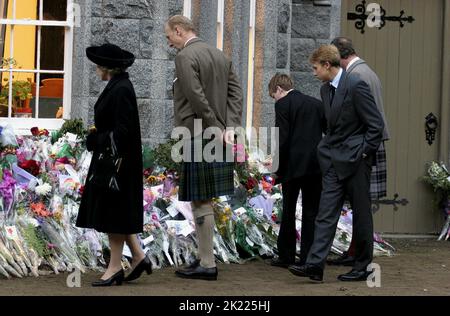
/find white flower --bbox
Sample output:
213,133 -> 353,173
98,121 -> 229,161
35,183 -> 52,196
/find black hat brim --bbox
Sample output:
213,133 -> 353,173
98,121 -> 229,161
86,46 -> 135,68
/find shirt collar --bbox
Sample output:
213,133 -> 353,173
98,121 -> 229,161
346,56 -> 361,71
330,68 -> 343,89
184,36 -> 198,48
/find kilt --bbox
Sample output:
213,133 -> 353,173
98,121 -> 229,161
178,138 -> 235,202
370,142 -> 387,201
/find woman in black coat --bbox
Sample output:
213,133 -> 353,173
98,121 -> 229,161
76,44 -> 151,286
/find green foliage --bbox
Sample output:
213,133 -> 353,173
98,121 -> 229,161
423,162 -> 450,193
153,138 -> 182,174
51,119 -> 87,144
0,58 -> 32,106
20,224 -> 48,258
142,145 -> 155,170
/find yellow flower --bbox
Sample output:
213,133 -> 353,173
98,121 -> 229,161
53,211 -> 63,222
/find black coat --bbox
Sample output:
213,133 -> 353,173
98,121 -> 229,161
317,71 -> 384,181
274,90 -> 326,183
76,73 -> 144,234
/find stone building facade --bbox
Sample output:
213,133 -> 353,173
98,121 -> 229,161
71,0 -> 340,146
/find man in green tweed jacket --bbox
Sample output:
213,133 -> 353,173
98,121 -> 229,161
165,15 -> 243,281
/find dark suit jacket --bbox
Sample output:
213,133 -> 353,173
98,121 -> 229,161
173,38 -> 243,135
317,71 -> 384,180
275,90 -> 326,183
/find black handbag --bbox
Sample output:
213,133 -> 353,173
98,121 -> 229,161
90,132 -> 122,192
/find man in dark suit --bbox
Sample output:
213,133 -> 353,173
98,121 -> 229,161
327,36 -> 390,267
268,73 -> 325,268
288,45 -> 384,282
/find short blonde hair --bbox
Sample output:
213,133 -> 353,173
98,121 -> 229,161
166,15 -> 197,34
309,45 -> 341,67
268,73 -> 294,96
97,65 -> 125,77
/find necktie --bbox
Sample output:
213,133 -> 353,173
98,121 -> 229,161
329,84 -> 336,107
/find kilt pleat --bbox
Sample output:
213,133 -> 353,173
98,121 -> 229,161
178,138 -> 235,202
370,142 -> 387,201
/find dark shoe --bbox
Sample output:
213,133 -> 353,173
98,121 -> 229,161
186,259 -> 200,269
175,265 -> 218,281
288,264 -> 323,282
327,252 -> 355,266
124,256 -> 152,282
337,269 -> 370,282
268,258 -> 293,268
91,269 -> 124,287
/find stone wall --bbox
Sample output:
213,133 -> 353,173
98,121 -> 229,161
71,0 -> 184,147
71,0 -> 342,145
290,0 -> 341,99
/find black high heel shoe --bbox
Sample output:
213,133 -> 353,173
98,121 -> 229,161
124,256 -> 152,282
91,269 -> 124,287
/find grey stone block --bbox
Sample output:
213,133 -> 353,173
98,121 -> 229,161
129,59 -> 153,99
102,0 -> 156,19
91,18 -> 140,58
292,3 -> 331,39
89,64 -> 107,96
291,71 -> 322,99
168,0 -> 184,16
166,63 -> 176,100
290,38 -> 316,72
277,33 -> 289,69
259,103 -> 276,130
138,99 -> 168,139
139,19 -> 155,59
278,2 -> 290,33
70,97 -> 90,125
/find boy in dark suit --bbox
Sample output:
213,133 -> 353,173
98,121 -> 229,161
269,73 -> 325,268
288,45 -> 384,282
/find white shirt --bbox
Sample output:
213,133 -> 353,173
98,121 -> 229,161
330,68 -> 343,89
346,56 -> 361,71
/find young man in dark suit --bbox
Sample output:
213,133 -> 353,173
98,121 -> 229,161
288,45 -> 384,282
269,73 -> 325,268
327,37 -> 390,267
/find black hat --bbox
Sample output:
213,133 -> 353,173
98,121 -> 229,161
86,43 -> 135,68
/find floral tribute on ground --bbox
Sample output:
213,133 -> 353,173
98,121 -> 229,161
0,122 -> 395,279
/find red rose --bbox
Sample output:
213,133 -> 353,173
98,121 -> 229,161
79,185 -> 85,196
18,160 -> 41,176
245,177 -> 258,190
31,127 -> 39,136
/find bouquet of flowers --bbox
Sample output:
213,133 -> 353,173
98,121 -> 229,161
423,161 -> 450,240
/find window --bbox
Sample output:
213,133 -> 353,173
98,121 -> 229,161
0,0 -> 75,133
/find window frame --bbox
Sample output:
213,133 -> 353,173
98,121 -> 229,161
216,0 -> 224,50
0,0 -> 75,134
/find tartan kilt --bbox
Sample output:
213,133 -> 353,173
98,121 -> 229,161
178,138 -> 235,202
370,142 -> 387,201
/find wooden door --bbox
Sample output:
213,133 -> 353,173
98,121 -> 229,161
341,0 -> 445,233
